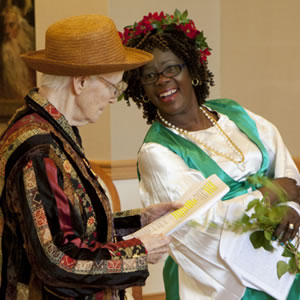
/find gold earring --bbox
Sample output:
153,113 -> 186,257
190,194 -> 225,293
142,96 -> 150,103
192,78 -> 200,86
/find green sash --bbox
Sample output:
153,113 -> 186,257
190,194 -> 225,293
140,99 -> 299,299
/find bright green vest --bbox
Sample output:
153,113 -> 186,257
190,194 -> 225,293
141,99 -> 300,299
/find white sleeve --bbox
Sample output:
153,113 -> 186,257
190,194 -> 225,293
138,110 -> 300,221
138,142 -> 263,225
246,109 -> 300,183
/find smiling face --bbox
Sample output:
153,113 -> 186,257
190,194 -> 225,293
142,48 -> 199,121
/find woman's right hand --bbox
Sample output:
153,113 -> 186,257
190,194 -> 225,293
139,234 -> 171,264
259,177 -> 300,205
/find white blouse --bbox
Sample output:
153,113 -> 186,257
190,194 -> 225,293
137,108 -> 300,300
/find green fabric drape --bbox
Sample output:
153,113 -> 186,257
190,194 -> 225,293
141,99 -> 299,299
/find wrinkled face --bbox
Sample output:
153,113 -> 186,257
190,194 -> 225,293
75,71 -> 124,124
141,48 -> 197,117
3,11 -> 19,41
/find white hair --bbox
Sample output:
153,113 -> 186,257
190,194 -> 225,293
40,74 -> 72,91
40,74 -> 100,91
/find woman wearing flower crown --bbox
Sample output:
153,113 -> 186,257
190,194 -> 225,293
119,9 -> 300,300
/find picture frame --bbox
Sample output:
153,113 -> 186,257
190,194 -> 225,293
0,0 -> 35,123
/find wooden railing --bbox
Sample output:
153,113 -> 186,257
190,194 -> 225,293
90,159 -> 137,180
91,157 -> 300,180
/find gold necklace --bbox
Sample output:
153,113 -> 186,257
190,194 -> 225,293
157,107 -> 246,168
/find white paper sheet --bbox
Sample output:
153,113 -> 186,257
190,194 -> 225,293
124,174 -> 229,240
220,203 -> 295,300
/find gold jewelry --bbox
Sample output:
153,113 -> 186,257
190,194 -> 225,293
192,78 -> 200,86
142,95 -> 150,103
157,107 -> 245,168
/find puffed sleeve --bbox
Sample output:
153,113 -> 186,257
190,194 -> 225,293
9,144 -> 148,298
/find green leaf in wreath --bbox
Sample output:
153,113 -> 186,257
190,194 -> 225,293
277,261 -> 289,279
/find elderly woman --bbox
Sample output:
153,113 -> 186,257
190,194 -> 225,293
0,14 -> 181,300
120,9 -> 300,300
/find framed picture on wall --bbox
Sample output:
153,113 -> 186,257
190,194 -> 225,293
0,0 -> 35,123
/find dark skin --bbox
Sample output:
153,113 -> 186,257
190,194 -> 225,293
142,47 -> 300,243
261,178 -> 300,242
142,48 -> 215,131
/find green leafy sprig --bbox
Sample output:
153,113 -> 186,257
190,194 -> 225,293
227,176 -> 300,279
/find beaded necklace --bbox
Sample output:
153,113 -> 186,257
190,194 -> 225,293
157,106 -> 246,170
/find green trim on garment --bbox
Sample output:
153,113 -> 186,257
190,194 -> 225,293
140,99 -> 299,299
163,256 -> 180,300
142,99 -> 269,200
242,274 -> 300,300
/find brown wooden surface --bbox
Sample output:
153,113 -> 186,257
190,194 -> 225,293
143,293 -> 165,300
89,160 -> 121,212
294,157 -> 300,171
89,159 -> 137,180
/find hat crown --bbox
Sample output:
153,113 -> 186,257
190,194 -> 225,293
21,14 -> 153,75
45,14 -> 126,65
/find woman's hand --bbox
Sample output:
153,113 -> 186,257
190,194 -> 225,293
259,177 -> 300,205
274,207 -> 300,243
141,202 -> 183,226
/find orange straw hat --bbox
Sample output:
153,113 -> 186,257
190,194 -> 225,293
21,14 -> 153,76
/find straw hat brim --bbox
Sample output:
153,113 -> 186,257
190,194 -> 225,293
21,47 -> 153,76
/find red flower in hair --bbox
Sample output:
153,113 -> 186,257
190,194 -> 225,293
119,9 -> 212,63
121,27 -> 134,44
135,19 -> 154,36
199,48 -> 211,62
178,21 -> 197,39
146,11 -> 165,22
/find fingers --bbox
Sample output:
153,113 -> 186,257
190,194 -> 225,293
151,202 -> 183,213
166,202 -> 184,210
275,178 -> 299,202
275,222 -> 299,243
143,202 -> 183,225
139,234 -> 171,264
274,209 -> 300,243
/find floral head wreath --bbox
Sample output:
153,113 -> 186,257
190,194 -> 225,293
119,9 -> 211,64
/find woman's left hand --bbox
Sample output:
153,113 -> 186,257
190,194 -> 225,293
274,208 -> 300,243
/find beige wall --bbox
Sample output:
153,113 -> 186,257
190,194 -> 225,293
32,0 -> 300,160
221,0 -> 300,157
35,0 -> 112,160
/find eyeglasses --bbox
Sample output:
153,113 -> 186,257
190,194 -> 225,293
98,76 -> 128,98
141,63 -> 186,85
